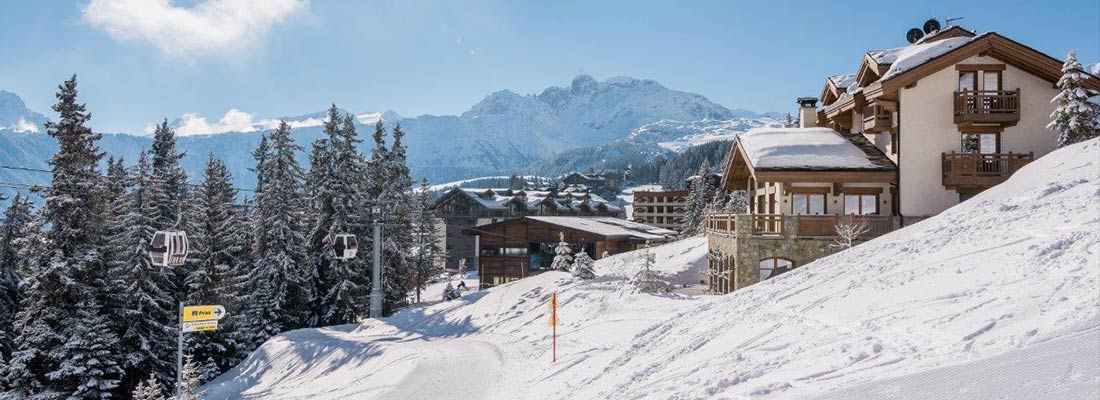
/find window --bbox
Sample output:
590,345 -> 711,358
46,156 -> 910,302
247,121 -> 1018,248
759,258 -> 793,282
961,133 -> 998,154
958,71 -> 976,91
844,194 -> 878,215
791,193 -> 826,215
499,247 -> 528,256
983,71 -> 1002,91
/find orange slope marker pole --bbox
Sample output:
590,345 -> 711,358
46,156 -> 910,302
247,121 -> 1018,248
550,292 -> 558,363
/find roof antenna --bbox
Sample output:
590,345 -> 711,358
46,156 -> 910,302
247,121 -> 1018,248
945,16 -> 965,27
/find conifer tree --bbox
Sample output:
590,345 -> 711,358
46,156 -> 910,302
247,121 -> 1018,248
1048,51 -> 1100,147
551,232 -> 573,271
0,194 -> 33,361
681,160 -> 714,236
242,121 -> 312,347
107,150 -> 176,393
632,242 -> 668,293
310,106 -> 369,325
183,154 -> 246,382
5,75 -> 123,398
410,178 -> 443,303
571,251 -> 596,279
132,374 -> 167,400
380,123 -> 414,310
149,119 -> 189,231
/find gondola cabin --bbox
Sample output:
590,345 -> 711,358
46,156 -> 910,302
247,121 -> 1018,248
329,233 -> 358,260
150,230 -> 189,267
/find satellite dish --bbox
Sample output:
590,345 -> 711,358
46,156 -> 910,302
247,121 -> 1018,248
923,18 -> 942,34
906,28 -> 924,44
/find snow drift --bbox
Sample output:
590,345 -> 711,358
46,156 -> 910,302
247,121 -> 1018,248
204,139 -> 1099,399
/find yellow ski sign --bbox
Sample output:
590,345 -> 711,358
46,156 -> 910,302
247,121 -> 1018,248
182,305 -> 227,322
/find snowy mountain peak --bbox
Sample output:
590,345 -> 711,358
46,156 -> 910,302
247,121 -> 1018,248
0,90 -> 47,133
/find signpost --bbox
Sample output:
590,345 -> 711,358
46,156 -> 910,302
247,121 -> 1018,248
177,303 -> 227,398
549,292 -> 558,363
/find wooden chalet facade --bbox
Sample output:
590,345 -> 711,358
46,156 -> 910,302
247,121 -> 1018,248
706,25 -> 1100,294
470,217 -> 674,288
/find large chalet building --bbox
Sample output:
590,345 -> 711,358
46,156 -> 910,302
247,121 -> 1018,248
433,187 -> 624,271
705,24 -> 1100,294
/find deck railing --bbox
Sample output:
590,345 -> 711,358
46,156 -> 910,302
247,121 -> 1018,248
862,103 -> 892,133
954,90 -> 1020,125
704,213 -> 900,239
942,152 -> 1033,189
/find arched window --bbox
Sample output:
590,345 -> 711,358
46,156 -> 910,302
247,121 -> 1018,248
758,258 -> 794,282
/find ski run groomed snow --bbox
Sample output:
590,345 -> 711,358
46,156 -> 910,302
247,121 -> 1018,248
202,139 -> 1100,399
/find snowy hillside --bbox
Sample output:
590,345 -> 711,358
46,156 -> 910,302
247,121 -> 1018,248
204,139 -> 1099,399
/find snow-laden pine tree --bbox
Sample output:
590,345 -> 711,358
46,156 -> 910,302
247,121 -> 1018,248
241,120 -> 312,347
131,374 -> 167,400
1048,51 -> 1100,147
5,75 -> 123,398
571,251 -> 596,279
632,242 -> 668,293
551,232 -> 573,271
148,120 -> 191,309
410,178 -> 443,303
380,123 -> 415,312
310,107 -> 369,326
106,150 -> 177,394
723,190 -> 749,213
680,160 -> 714,236
177,354 -> 203,400
149,119 -> 189,231
182,154 -> 247,382
0,194 -> 34,361
442,281 -> 461,301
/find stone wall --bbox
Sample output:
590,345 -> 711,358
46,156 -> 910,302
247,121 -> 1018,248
706,214 -> 864,294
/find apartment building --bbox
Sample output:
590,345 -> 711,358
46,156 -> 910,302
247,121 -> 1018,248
631,189 -> 689,231
705,24 -> 1100,294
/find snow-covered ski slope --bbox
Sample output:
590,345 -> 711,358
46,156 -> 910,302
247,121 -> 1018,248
203,139 -> 1099,399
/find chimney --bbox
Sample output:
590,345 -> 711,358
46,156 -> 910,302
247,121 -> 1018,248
797,97 -> 819,128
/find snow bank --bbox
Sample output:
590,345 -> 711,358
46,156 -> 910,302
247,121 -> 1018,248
205,139 -> 1099,399
738,127 -> 885,170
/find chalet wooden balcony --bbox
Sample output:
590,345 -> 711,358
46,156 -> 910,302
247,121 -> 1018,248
942,152 -> 1033,190
862,103 -> 892,133
704,213 -> 899,239
953,90 -> 1020,127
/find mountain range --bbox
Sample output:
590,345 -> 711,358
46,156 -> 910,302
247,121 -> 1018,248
0,75 -> 783,198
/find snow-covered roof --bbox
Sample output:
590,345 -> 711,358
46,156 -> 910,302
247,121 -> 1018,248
525,217 -> 675,240
881,36 -> 978,81
867,46 -> 905,64
828,73 -> 857,89
737,127 -> 895,171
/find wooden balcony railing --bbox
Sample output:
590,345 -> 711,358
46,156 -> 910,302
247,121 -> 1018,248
752,214 -> 784,235
954,90 -> 1020,126
705,213 -> 900,239
862,104 -> 892,133
942,152 -> 1034,189
704,213 -> 736,235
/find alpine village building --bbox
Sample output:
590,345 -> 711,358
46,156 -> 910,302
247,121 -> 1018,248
705,24 -> 1100,294
471,217 -> 675,288
433,186 -> 625,271
630,189 -> 689,231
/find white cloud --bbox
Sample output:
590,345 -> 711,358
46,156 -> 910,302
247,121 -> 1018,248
11,118 -> 39,133
154,108 -> 258,136
82,0 -> 309,60
150,108 -> 335,136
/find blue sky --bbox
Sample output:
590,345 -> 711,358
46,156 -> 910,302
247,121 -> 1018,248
1,0 -> 1097,134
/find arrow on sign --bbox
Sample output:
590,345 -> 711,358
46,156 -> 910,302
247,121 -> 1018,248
182,305 -> 228,322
